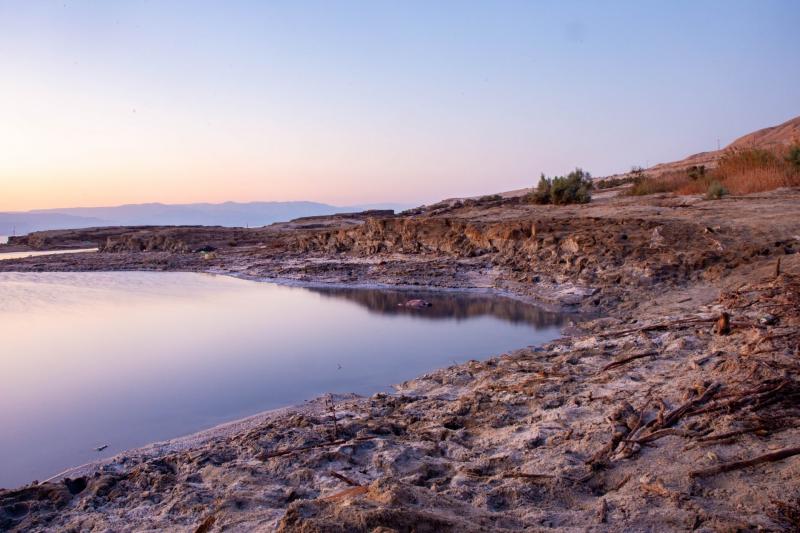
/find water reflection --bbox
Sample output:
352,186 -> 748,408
310,287 -> 568,327
0,272 -> 568,488
0,247 -> 97,260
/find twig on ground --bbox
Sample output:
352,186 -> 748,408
610,474 -> 632,492
631,428 -> 699,444
325,394 -> 339,442
262,436 -> 378,460
595,317 -> 716,338
663,382 -> 721,427
690,446 -> 800,478
597,498 -> 608,523
322,486 -> 369,501
329,470 -> 361,486
696,427 -> 769,443
597,351 -> 658,374
194,515 -> 216,533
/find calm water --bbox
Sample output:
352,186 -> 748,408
0,272 -> 567,488
0,235 -> 98,259
0,248 -> 98,260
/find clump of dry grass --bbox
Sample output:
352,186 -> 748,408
626,170 -> 692,196
629,145 -> 800,197
714,147 -> 799,194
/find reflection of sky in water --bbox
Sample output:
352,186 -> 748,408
0,272 -> 566,488
0,248 -> 97,260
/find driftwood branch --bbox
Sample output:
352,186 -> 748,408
325,395 -> 340,442
630,428 -> 698,444
690,446 -> 800,478
598,351 -> 658,373
194,515 -> 216,533
322,486 -> 369,501
696,427 -> 768,443
262,436 -> 378,460
329,470 -> 361,486
662,382 -> 721,428
595,317 -> 716,338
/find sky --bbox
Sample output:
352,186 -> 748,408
0,1 -> 798,211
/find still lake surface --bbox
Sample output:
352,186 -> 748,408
0,271 -> 568,488
0,248 -> 98,260
0,234 -> 98,260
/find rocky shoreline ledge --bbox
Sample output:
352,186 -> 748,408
1,190 -> 800,531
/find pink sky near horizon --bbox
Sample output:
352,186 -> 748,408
1,1 -> 798,212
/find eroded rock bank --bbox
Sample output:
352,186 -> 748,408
3,190 -> 799,312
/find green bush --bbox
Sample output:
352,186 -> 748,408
687,165 -> 706,180
596,176 -> 633,189
477,194 -> 502,203
786,145 -> 800,171
705,180 -> 728,200
529,174 -> 552,204
527,168 -> 592,205
551,168 -> 593,204
596,167 -> 648,190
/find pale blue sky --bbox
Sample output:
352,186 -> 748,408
1,1 -> 798,209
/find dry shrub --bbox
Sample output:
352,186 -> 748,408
723,165 -> 797,194
713,147 -> 799,194
628,170 -> 695,196
630,145 -> 800,197
674,173 -> 714,195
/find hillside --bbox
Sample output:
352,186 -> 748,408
648,114 -> 800,175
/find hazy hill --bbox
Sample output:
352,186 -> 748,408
0,201 -> 412,235
0,212 -> 109,236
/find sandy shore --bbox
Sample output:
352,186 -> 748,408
35,275 -> 576,486
44,394 -> 364,485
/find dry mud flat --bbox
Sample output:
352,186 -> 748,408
1,190 -> 800,531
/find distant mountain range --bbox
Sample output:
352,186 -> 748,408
0,201 -> 413,235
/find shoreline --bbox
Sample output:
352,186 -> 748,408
2,191 -> 799,531
24,271 -> 578,486
42,394 -> 365,486
215,269 -> 585,315
6,270 -> 580,490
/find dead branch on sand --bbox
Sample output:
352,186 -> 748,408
690,446 -> 800,478
597,350 -> 658,374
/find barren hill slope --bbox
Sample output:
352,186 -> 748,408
649,114 -> 800,175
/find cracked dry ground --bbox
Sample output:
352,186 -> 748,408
2,256 -> 800,531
